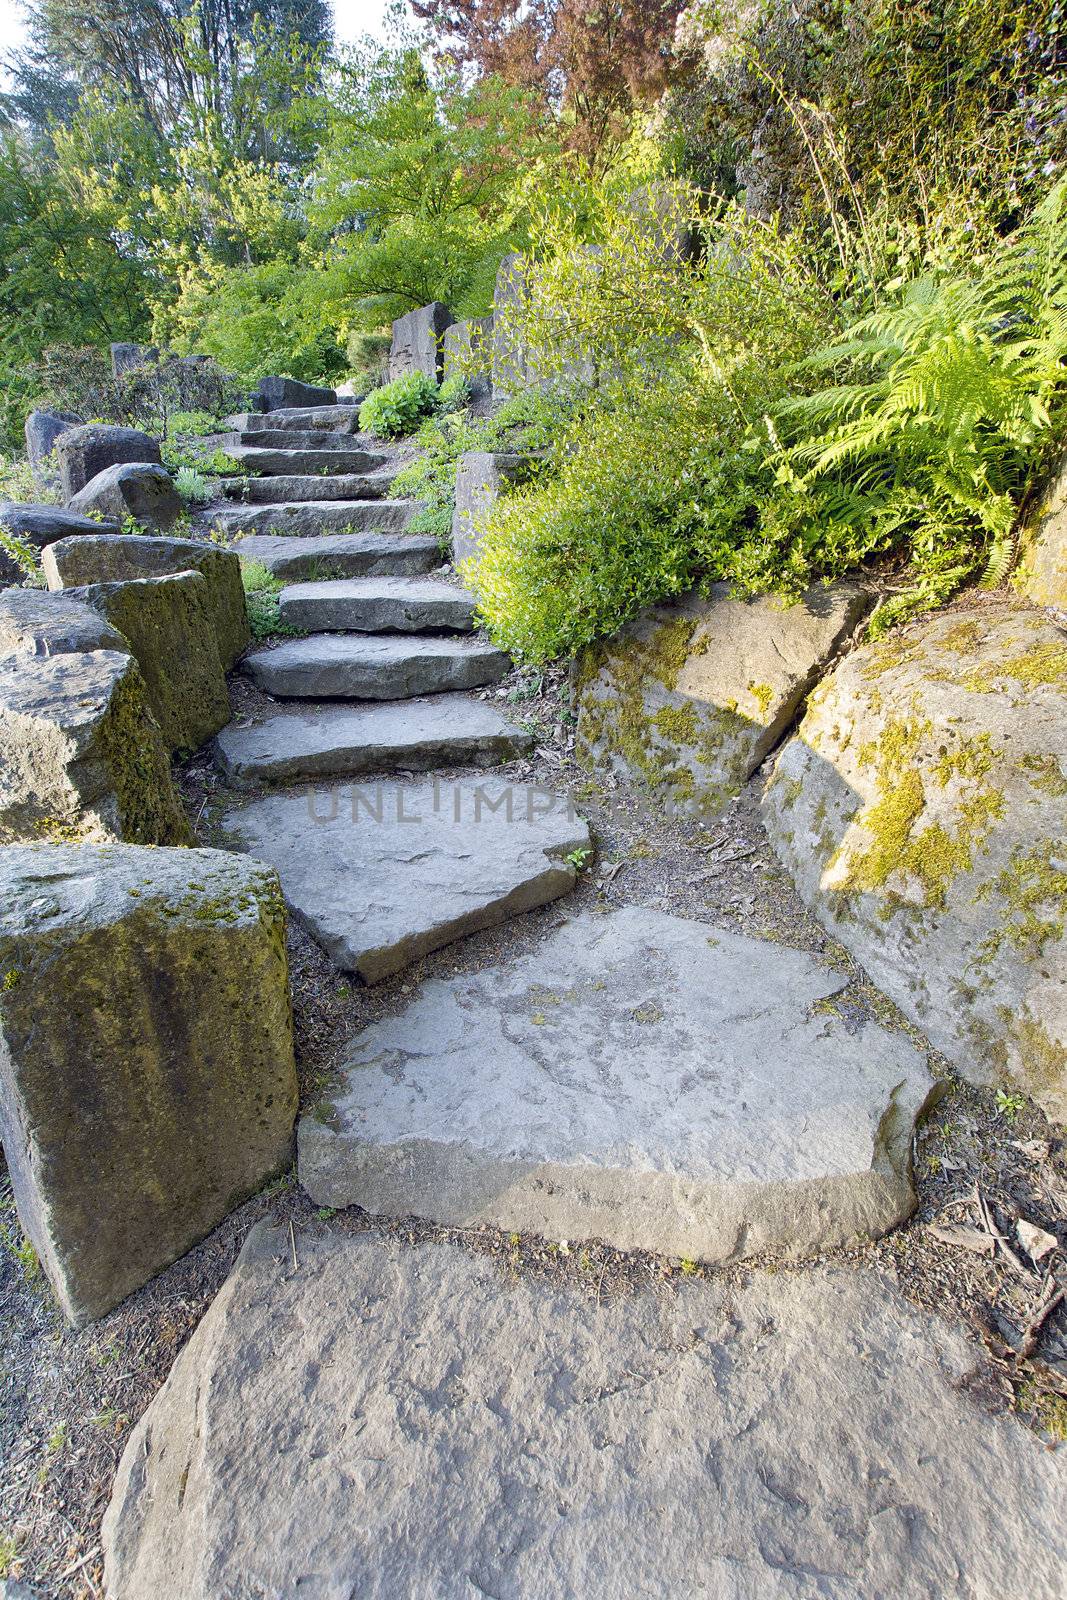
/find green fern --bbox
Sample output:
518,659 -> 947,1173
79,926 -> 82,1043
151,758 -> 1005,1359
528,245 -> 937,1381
770,181 -> 1067,616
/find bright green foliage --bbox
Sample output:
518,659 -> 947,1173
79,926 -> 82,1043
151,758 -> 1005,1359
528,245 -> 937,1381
241,557 -> 300,641
358,372 -> 440,439
173,466 -> 212,505
167,411 -> 218,437
163,260 -> 346,383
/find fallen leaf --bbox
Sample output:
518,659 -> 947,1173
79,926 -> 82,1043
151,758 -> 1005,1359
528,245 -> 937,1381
927,1223 -> 995,1254
1016,1218 -> 1058,1263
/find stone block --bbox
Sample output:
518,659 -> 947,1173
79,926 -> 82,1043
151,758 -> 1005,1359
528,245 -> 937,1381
763,605 -> 1067,1122
54,424 -> 162,501
251,376 -> 337,413
45,533 -> 250,667
452,451 -> 539,569
389,302 -> 454,383
1017,450 -> 1067,607
0,650 -> 191,845
69,572 -> 231,752
576,583 -> 873,819
0,503 -> 119,583
24,409 -> 81,480
67,463 -> 181,531
0,587 -> 126,658
443,316 -> 493,402
0,845 -> 297,1324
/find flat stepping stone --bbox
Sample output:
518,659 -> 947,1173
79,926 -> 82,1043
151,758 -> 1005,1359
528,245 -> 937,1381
300,906 -> 936,1258
214,500 -> 414,537
233,532 -> 438,581
227,404 -> 361,432
223,777 -> 588,981
103,1225 -> 1067,1600
214,696 -> 534,787
277,576 -> 476,633
223,471 -> 396,503
227,446 -> 381,475
241,633 -> 508,699
236,430 -> 384,454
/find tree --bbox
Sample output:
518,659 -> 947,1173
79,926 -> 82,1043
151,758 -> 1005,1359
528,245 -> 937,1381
410,0 -> 693,167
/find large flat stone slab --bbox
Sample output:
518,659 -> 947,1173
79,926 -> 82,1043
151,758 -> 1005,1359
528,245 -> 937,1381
234,429 -> 383,453
226,445 -> 383,476
103,1223 -> 1067,1600
214,696 -> 534,786
0,502 -> 119,581
232,532 -> 439,580
223,470 -> 396,503
223,778 -> 588,981
229,404 -> 361,433
213,499 -> 415,537
241,633 -> 508,699
277,576 -> 476,633
0,846 -> 296,1324
300,907 -> 934,1255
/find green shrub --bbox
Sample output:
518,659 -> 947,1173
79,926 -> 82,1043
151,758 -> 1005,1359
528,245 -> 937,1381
174,465 -> 212,505
167,410 -> 218,437
358,372 -> 440,438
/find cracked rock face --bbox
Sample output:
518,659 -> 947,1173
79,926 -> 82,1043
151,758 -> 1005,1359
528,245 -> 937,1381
102,1223 -> 1066,1600
299,905 -> 934,1257
763,605 -> 1067,1123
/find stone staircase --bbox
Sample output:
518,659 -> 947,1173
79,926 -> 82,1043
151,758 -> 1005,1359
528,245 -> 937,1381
214,404 -> 588,985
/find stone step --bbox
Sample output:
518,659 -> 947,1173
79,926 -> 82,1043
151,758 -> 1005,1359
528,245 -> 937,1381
102,1223 -> 1066,1600
227,445 -> 385,476
214,696 -> 534,787
236,430 -> 382,454
223,472 -> 397,504
299,905 -> 936,1258
240,633 -> 509,699
225,404 -> 361,433
232,533 -> 439,581
277,577 -> 476,634
222,778 -> 588,981
214,500 -> 415,538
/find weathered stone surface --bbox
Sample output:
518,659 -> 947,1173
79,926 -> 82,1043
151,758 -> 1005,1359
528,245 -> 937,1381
389,301 -> 454,382
226,444 -> 383,476
0,846 -> 296,1325
68,462 -> 181,531
110,341 -> 159,375
1018,450 -> 1067,607
252,375 -> 337,412
231,532 -> 439,581
763,605 -> 1067,1123
212,498 -> 415,538
233,427 -> 375,452
69,572 -> 230,752
222,470 -> 396,503
54,424 -> 161,501
0,651 -> 191,845
491,252 -> 529,400
0,502 -> 119,582
277,576 -> 476,634
232,404 -> 361,434
43,533 -> 249,667
301,906 -> 933,1253
24,408 -> 80,476
241,632 -> 508,699
223,778 -> 587,981
452,450 -> 539,568
577,583 -> 873,819
443,315 -> 493,401
0,587 -> 126,658
103,1224 -> 1067,1600
214,696 -> 534,788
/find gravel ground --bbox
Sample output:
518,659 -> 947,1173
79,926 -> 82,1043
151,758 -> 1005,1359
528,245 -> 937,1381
2,603 -> 1065,1597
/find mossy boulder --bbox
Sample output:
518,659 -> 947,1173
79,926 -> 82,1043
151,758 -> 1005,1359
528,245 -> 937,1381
67,462 -> 181,531
576,583 -> 872,819
69,571 -> 231,753
0,844 -> 297,1324
1017,451 -> 1067,608
762,605 -> 1067,1123
0,649 -> 191,845
45,533 -> 250,667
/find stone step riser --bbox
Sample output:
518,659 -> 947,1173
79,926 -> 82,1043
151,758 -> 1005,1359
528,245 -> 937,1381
241,635 -> 509,700
233,534 -> 440,581
223,473 -> 397,504
213,697 -> 533,788
216,501 -> 416,537
277,580 -> 475,634
236,431 -> 381,454
228,447 -> 385,476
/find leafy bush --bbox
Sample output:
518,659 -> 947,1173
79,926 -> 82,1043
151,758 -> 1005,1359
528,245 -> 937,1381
0,525 -> 45,586
358,372 -> 441,439
240,558 -> 302,642
167,410 -> 218,437
26,347 -> 245,439
163,441 -> 243,476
